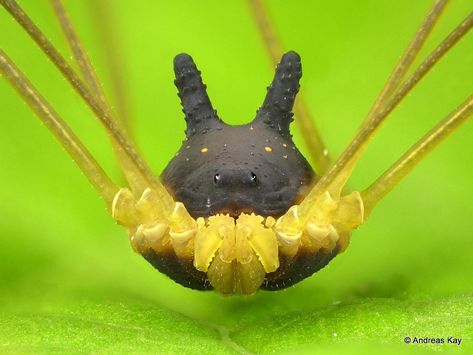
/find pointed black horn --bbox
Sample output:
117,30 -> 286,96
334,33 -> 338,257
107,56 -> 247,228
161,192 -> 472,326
254,51 -> 302,135
174,53 -> 220,136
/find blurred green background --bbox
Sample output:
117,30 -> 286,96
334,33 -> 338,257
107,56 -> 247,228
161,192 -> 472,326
0,0 -> 472,353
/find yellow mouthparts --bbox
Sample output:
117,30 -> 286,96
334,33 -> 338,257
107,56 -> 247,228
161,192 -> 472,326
112,187 -> 364,295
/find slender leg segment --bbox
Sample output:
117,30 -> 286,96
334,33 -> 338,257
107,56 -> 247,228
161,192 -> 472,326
1,1 -> 471,295
89,0 -> 132,136
51,0 -> 104,104
293,8 -> 473,226
360,0 -> 449,127
50,0 -> 145,195
0,0 -> 174,211
52,0 -> 130,136
0,49 -> 118,206
0,1 -> 200,289
247,0 -> 331,173
275,2 -> 473,249
362,95 -> 473,217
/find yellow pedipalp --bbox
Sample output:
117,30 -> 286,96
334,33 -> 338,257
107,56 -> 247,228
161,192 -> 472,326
112,183 -> 364,295
217,220 -> 237,264
236,255 -> 266,295
237,214 -> 279,273
206,256 -> 235,294
194,215 -> 232,272
207,250 -> 266,295
235,224 -> 254,265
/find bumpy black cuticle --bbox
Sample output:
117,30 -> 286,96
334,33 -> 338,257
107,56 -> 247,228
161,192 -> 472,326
173,53 -> 221,138
155,51 -> 335,291
163,51 -> 313,219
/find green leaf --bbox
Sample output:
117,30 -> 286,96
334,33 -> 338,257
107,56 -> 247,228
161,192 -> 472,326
0,1 -> 472,354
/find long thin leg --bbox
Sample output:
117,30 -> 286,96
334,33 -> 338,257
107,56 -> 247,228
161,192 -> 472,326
0,1 -> 146,189
247,0 -> 331,173
360,0 -> 448,127
89,0 -> 132,138
50,0 -> 110,116
0,49 -> 118,206
361,95 -> 473,217
0,0 -> 174,212
50,0 -> 135,187
49,0 -> 126,139
52,0 -> 131,137
295,10 -> 473,225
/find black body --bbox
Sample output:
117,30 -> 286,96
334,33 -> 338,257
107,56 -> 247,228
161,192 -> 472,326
143,52 -> 341,291
162,52 -> 315,218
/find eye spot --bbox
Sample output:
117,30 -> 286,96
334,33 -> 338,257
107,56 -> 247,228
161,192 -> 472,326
250,172 -> 257,183
214,173 -> 220,184
264,146 -> 273,152
200,147 -> 209,153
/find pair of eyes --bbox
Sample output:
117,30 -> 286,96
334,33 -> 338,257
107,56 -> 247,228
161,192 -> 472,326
213,172 -> 258,185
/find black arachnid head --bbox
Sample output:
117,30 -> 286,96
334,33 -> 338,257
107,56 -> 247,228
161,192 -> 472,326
161,51 -> 315,218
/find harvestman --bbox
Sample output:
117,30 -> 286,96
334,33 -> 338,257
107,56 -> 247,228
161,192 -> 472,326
0,0 -> 472,294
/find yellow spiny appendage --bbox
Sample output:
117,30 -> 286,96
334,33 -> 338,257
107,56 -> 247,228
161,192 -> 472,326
194,213 -> 279,294
112,188 -> 364,295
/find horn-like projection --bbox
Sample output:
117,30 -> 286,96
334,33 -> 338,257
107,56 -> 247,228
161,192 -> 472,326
254,51 -> 302,136
174,53 -> 220,137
